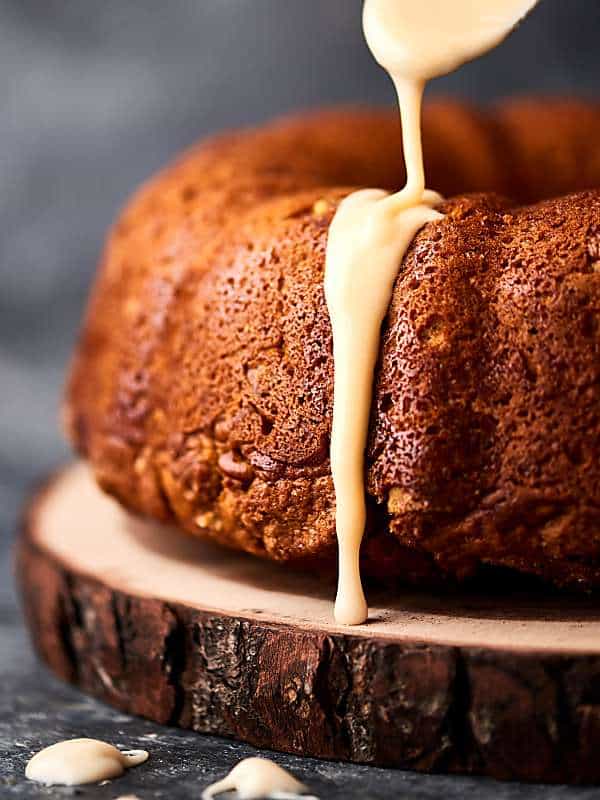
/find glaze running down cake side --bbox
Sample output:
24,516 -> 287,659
65,101 -> 600,590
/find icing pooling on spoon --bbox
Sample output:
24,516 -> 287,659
327,0 -> 539,625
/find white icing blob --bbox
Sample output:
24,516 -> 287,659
202,757 -> 318,800
25,738 -> 148,786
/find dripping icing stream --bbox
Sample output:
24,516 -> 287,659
326,0 -> 539,625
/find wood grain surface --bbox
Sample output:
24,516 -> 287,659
16,464 -> 600,784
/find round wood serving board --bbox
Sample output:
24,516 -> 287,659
16,463 -> 600,784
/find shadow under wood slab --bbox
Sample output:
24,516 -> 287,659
15,463 -> 600,785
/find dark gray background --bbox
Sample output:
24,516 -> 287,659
1,1 -> 599,797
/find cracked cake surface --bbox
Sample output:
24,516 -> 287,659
65,101 -> 600,588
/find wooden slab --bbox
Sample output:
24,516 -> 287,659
16,463 -> 600,784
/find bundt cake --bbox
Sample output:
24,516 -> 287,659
65,100 -> 600,589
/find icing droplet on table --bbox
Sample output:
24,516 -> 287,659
202,757 -> 318,800
25,738 -> 148,786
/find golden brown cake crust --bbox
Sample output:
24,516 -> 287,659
65,101 -> 600,588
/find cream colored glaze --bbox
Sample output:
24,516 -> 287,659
201,757 -> 317,800
326,0 -> 539,625
325,191 -> 442,625
25,739 -> 148,786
